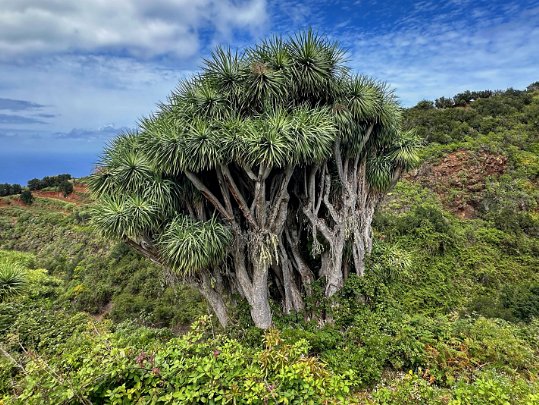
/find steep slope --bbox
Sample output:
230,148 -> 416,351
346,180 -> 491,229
0,187 -> 205,330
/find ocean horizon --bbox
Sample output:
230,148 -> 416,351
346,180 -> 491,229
0,151 -> 100,185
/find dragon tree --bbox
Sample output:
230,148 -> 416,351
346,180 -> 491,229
90,31 -> 420,328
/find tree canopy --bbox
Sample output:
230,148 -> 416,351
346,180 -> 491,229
0,183 -> 22,197
90,31 -> 420,328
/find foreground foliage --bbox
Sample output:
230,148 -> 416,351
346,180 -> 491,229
1,221 -> 538,404
0,256 -> 27,302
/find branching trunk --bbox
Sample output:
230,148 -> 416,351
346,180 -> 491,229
168,132 -> 402,328
285,228 -> 314,296
125,239 -> 231,328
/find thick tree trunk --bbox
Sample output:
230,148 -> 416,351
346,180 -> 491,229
325,232 -> 345,297
230,236 -> 273,329
353,198 -> 376,276
352,231 -> 366,277
250,267 -> 272,329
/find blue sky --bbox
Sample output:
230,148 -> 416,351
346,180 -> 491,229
1,0 -> 538,183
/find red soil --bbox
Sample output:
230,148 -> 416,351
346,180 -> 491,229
408,149 -> 507,218
0,184 -> 90,208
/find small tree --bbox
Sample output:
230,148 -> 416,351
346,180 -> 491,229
90,31 -> 420,328
527,81 -> 539,92
453,90 -> 474,106
435,96 -> 454,109
59,180 -> 74,197
414,100 -> 434,110
27,178 -> 42,191
12,184 -> 22,195
0,183 -> 22,197
20,190 -> 34,205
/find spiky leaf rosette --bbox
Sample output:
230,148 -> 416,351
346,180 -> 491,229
388,130 -> 422,170
90,195 -> 158,240
159,216 -> 232,276
0,260 -> 27,302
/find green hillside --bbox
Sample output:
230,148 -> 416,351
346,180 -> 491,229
1,86 -> 538,403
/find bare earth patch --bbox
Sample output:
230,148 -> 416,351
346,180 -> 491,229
408,149 -> 507,218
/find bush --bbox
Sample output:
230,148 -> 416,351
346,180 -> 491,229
369,371 -> 446,405
19,190 -> 34,205
500,283 -> 539,322
58,180 -> 74,197
0,183 -> 22,197
451,371 -> 539,405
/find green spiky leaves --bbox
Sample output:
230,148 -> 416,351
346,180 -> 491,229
90,195 -> 158,239
388,130 -> 422,170
159,216 -> 232,276
367,155 -> 393,191
138,107 -> 337,172
0,260 -> 27,302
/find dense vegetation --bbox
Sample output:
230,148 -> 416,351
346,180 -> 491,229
0,174 -> 75,203
0,184 -> 22,197
27,174 -> 72,191
26,174 -> 75,198
1,84 -> 538,402
19,190 -> 34,205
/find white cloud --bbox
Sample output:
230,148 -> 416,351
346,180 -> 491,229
0,55 -> 189,131
347,2 -> 539,105
0,0 -> 268,60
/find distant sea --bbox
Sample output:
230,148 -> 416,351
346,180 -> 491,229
0,151 -> 100,185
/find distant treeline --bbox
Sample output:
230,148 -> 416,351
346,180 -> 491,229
0,183 -> 22,197
414,81 -> 539,110
28,174 -> 72,191
0,174 -> 75,198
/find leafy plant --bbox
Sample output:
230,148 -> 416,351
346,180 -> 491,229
0,258 -> 26,302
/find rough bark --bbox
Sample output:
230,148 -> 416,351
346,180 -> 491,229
324,231 -> 345,297
198,270 -> 229,328
278,240 -> 305,313
285,228 -> 314,296
249,262 -> 272,329
130,126 -> 406,328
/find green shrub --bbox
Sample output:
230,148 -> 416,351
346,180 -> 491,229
5,318 -> 355,404
369,371 -> 447,405
19,190 -> 34,205
450,371 -> 539,405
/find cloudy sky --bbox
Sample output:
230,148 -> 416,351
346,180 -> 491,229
1,0 -> 538,182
